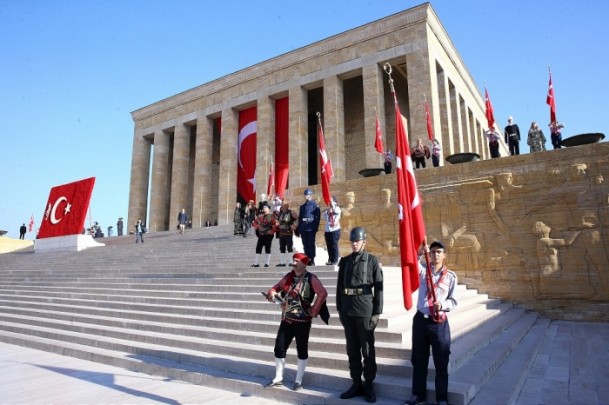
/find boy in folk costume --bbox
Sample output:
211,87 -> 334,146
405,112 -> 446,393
264,253 -> 328,391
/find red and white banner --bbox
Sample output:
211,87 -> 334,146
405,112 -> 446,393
28,214 -> 35,232
425,100 -> 434,141
267,159 -> 275,197
237,106 -> 257,203
547,69 -> 556,124
317,115 -> 333,206
37,177 -> 96,239
393,94 -> 426,310
374,113 -> 384,154
484,87 -> 495,129
275,97 -> 289,199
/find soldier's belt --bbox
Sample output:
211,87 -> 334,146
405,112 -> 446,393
344,288 -> 372,296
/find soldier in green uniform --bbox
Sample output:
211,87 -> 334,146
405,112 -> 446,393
337,227 -> 383,403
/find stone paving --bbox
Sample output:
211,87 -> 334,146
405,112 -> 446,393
1,320 -> 607,405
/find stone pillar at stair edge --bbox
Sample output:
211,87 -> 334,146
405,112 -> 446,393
256,95 -> 275,200
363,63 -> 386,170
127,129 -> 151,232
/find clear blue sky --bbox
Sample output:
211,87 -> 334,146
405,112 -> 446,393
1,0 -> 607,240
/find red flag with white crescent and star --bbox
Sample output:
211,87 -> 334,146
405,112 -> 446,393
547,69 -> 557,124
237,106 -> 257,203
375,112 -> 384,154
484,87 -> 495,129
425,100 -> 434,141
37,177 -> 95,239
393,92 -> 426,310
28,214 -> 35,232
317,115 -> 333,206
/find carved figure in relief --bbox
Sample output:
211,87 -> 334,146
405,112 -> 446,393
534,221 -> 581,298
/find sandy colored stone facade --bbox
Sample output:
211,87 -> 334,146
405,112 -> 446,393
298,142 -> 608,322
128,3 -> 498,232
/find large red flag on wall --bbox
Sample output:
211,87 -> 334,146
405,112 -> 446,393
484,87 -> 495,129
392,89 -> 426,310
237,106 -> 257,203
547,69 -> 556,124
37,177 -> 96,239
275,97 -> 289,199
374,112 -> 384,154
425,101 -> 434,141
317,114 -> 333,206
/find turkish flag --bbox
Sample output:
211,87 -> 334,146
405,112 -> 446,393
237,107 -> 257,203
393,95 -> 426,310
425,101 -> 434,141
485,87 -> 495,129
267,160 -> 275,196
37,177 -> 95,239
317,116 -> 333,206
28,214 -> 35,232
547,70 -> 556,124
374,113 -> 384,154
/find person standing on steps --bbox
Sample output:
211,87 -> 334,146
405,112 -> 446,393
134,219 -> 146,244
264,253 -> 328,391
337,227 -> 383,403
322,196 -> 342,265
276,201 -> 299,267
251,203 -> 277,267
297,188 -> 320,266
404,241 -> 458,405
177,208 -> 188,235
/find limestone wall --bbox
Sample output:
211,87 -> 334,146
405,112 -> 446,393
291,142 -> 609,321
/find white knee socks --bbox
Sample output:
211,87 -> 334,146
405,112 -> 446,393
295,359 -> 307,384
273,357 -> 285,383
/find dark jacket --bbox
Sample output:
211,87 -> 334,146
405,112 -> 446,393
336,250 -> 383,317
298,200 -> 320,233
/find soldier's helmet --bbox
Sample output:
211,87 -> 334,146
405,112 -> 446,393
349,227 -> 367,242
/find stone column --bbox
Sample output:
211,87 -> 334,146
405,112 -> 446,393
289,86 -> 308,188
169,122 -> 190,231
218,108 -> 238,225
127,130 -> 151,231
437,68 -> 453,158
256,96 -> 275,199
192,116 -> 213,228
323,75 -> 345,182
405,50 -> 433,152
363,64 -> 385,169
149,130 -> 171,232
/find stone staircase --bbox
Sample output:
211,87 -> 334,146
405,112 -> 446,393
0,226 -> 550,404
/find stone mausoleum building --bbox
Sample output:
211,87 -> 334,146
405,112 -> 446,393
127,2 -> 496,232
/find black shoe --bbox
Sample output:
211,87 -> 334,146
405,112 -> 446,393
309,261 -> 315,266
404,394 -> 426,405
293,382 -> 303,391
251,264 -> 259,268
340,382 -> 365,399
364,382 -> 376,403
276,263 -> 286,267
264,264 -> 269,267
325,261 -> 333,265
264,380 -> 283,388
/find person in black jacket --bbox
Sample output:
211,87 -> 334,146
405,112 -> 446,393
337,227 -> 383,403
297,188 -> 320,266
